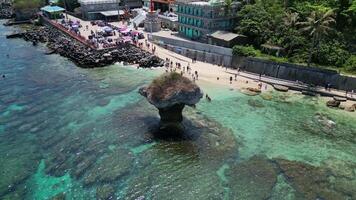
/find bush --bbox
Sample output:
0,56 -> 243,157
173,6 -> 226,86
344,55 -> 356,72
13,0 -> 45,9
314,41 -> 350,67
232,45 -> 259,57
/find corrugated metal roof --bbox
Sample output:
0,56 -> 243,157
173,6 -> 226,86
210,31 -> 240,41
41,5 -> 65,13
79,0 -> 118,5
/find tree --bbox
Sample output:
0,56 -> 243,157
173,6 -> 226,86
224,0 -> 232,16
58,0 -> 79,12
13,0 -> 45,9
297,9 -> 335,66
235,3 -> 274,46
284,11 -> 299,28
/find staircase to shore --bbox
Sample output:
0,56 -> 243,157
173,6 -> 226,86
130,10 -> 146,28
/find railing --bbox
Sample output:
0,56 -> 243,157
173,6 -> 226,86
41,15 -> 97,49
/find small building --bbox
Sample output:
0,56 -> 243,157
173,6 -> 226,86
208,31 -> 247,48
143,0 -> 176,12
176,0 -> 241,42
41,5 -> 65,19
261,44 -> 285,57
159,12 -> 178,30
79,0 -> 141,20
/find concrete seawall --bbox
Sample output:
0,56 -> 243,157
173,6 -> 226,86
233,57 -> 356,91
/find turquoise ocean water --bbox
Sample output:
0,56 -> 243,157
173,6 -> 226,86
0,21 -> 355,200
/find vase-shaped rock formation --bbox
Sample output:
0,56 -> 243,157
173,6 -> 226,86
139,72 -> 203,134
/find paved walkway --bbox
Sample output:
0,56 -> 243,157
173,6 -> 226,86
138,29 -> 356,102
227,70 -> 356,101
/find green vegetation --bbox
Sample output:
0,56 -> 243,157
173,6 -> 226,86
150,72 -> 196,100
233,0 -> 356,73
232,45 -> 259,57
13,0 -> 45,9
57,0 -> 80,12
344,55 -> 356,72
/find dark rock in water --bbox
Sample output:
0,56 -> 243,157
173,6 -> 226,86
274,159 -> 350,200
226,156 -> 277,200
0,183 -> 26,200
50,192 -> 66,200
241,87 -> 261,96
96,184 -> 116,200
139,73 -> 203,134
97,98 -> 110,107
247,99 -> 264,108
326,99 -> 340,107
158,103 -> 185,133
71,153 -> 97,179
83,148 -> 134,185
0,138 -> 40,198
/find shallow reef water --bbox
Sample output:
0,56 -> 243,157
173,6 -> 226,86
0,21 -> 356,200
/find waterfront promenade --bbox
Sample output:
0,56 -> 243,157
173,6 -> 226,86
138,31 -> 356,109
39,14 -> 356,108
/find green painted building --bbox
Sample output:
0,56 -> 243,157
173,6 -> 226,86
176,0 -> 240,41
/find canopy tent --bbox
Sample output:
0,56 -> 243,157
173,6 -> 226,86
41,5 -> 65,13
122,36 -> 132,43
131,31 -> 141,35
103,26 -> 113,32
120,29 -> 130,34
100,10 -> 125,17
118,27 -> 128,32
41,5 -> 65,19
72,24 -> 79,29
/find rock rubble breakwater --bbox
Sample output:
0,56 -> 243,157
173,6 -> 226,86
7,25 -> 164,68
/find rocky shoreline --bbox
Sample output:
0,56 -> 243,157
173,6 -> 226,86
0,2 -> 13,19
7,25 -> 164,68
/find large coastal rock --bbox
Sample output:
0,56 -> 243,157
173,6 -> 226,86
139,73 -> 203,134
326,99 -> 340,108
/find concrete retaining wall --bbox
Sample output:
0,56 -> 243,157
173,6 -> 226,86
151,34 -> 232,66
233,57 -> 356,91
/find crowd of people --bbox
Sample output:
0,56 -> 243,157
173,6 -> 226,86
56,17 -> 144,49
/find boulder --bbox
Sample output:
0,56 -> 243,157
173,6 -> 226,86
326,100 -> 340,108
96,184 -> 116,200
51,192 -> 66,200
241,87 -> 261,96
83,148 -> 134,185
333,96 -> 347,102
344,104 -> 355,112
226,156 -> 278,199
273,84 -> 289,92
139,73 -> 203,134
274,159 -> 349,200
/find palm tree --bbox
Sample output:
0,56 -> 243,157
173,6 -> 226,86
224,0 -> 232,16
284,11 -> 299,28
297,10 -> 335,66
